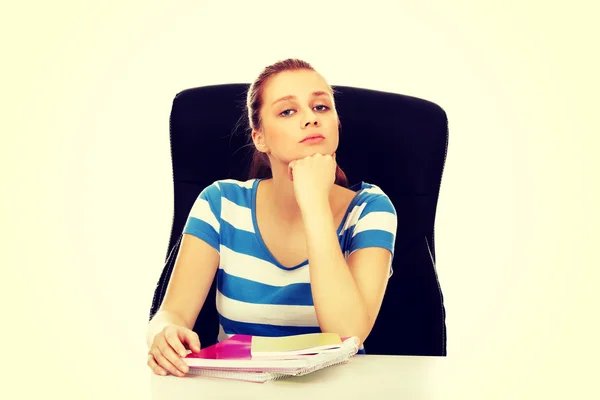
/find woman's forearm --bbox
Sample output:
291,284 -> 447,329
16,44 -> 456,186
301,201 -> 370,343
146,309 -> 188,348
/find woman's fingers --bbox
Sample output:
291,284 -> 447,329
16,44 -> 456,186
153,347 -> 187,377
179,328 -> 201,354
165,328 -> 189,357
157,341 -> 189,376
147,325 -> 201,377
147,353 -> 167,376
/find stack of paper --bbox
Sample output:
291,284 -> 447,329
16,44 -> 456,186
250,332 -> 343,358
182,333 -> 360,382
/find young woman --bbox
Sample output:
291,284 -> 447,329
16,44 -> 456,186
146,59 -> 398,377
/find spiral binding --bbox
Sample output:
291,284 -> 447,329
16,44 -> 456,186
185,337 -> 360,383
186,368 -> 279,383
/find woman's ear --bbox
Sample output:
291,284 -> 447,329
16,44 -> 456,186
252,130 -> 269,153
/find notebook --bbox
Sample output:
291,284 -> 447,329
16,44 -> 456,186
182,333 -> 360,383
250,332 -> 343,358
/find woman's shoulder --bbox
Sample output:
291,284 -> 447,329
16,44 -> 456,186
198,179 -> 258,206
211,178 -> 257,190
209,178 -> 259,209
200,178 -> 257,196
344,181 -> 391,199
347,181 -> 396,214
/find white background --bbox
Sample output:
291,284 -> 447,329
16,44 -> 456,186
2,0 -> 598,398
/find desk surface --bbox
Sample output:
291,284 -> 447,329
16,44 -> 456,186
151,354 -> 444,399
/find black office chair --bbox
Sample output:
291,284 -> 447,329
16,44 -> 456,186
149,83 -> 449,356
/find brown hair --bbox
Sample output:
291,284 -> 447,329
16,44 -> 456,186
245,58 -> 348,187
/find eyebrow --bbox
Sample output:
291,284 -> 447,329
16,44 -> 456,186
271,90 -> 330,107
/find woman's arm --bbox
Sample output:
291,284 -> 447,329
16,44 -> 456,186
301,202 -> 392,346
146,234 -> 220,348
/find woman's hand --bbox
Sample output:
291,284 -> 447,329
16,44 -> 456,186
288,152 -> 337,211
147,325 -> 201,376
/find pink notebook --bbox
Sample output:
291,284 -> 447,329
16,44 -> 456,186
182,334 -> 360,376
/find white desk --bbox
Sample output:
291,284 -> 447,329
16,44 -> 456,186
151,355 -> 444,399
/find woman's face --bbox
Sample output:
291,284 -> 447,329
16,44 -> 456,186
253,69 -> 339,165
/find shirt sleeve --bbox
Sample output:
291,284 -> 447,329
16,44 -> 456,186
348,193 -> 398,277
182,181 -> 222,253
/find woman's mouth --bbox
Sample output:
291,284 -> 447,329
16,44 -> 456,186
300,134 -> 325,144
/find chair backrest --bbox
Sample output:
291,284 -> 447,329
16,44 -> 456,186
149,83 -> 448,356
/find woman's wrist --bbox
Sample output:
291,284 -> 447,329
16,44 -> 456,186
299,197 -> 331,220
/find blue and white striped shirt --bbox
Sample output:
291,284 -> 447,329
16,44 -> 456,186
183,178 -> 397,353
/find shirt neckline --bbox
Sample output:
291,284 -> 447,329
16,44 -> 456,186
250,178 -> 365,271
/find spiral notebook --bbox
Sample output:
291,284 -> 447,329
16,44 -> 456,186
251,332 -> 344,358
182,333 -> 360,383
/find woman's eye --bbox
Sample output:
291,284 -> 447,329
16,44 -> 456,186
279,104 -> 329,117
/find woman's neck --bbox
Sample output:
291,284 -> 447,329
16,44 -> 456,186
261,173 -> 302,224
260,161 -> 339,223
